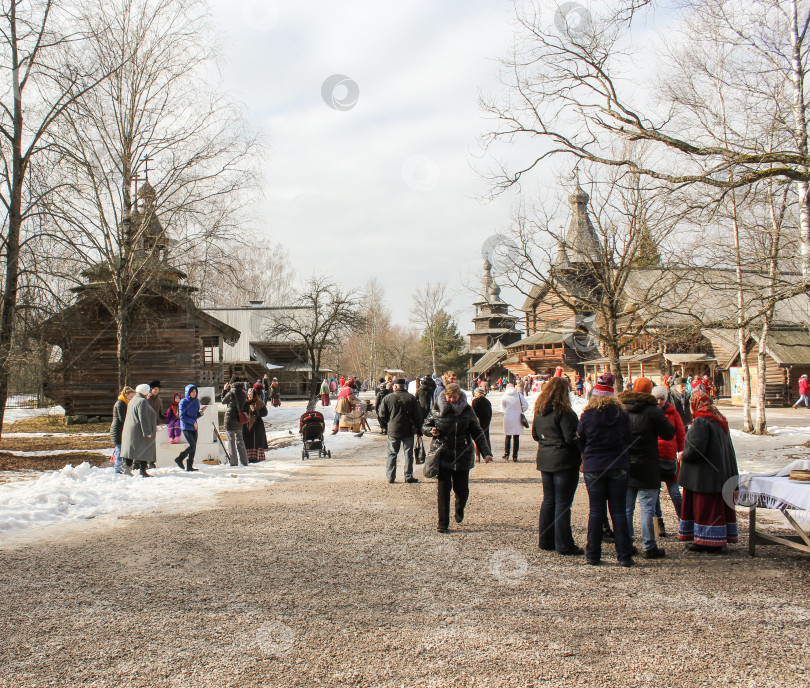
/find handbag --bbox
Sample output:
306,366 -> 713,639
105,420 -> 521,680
415,435 -> 427,464
520,414 -> 530,429
238,410 -> 249,425
423,441 -> 442,479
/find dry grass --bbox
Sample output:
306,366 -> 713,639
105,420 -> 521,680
0,452 -> 110,472
2,415 -> 109,435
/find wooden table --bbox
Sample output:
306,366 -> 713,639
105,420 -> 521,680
737,475 -> 810,557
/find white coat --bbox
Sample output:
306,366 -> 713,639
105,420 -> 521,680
501,386 -> 529,436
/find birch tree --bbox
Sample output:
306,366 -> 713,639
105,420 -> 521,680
410,281 -> 449,376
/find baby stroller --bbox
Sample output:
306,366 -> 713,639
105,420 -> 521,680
299,410 -> 331,460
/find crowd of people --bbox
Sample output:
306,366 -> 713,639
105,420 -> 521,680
110,376 -> 283,476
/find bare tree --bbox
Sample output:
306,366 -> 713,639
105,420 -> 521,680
410,281 -> 449,376
265,275 -> 363,412
47,0 -> 260,387
495,163 -> 693,391
0,0 -> 121,434
342,278 -> 392,384
480,0 -> 810,275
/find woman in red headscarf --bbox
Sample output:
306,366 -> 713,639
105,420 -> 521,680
677,389 -> 739,552
166,393 -> 182,443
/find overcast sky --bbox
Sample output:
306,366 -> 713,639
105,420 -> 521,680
207,0 -> 539,332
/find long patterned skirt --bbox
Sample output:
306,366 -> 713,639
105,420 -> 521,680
678,489 -> 738,548
247,448 -> 266,463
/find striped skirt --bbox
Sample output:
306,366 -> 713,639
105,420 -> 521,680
247,448 -> 265,463
678,489 -> 738,548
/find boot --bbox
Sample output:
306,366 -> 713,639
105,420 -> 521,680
186,459 -> 199,472
175,456 -> 185,470
137,462 -> 151,478
657,517 -> 668,537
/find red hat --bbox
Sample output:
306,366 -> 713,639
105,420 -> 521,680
592,372 -> 615,397
633,377 -> 654,394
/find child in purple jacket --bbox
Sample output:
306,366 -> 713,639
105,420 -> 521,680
166,392 -> 182,443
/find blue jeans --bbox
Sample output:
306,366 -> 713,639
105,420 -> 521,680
655,482 -> 683,519
386,436 -> 414,481
539,468 -> 580,551
584,469 -> 633,563
178,429 -> 198,465
113,444 -> 125,474
626,487 -> 660,551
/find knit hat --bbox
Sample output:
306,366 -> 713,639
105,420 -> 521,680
651,385 -> 668,401
591,372 -> 615,397
135,383 -> 151,396
633,377 -> 654,394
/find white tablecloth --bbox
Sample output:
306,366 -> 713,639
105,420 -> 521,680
736,459 -> 810,517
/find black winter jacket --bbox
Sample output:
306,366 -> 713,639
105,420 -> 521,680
222,384 -> 247,432
422,402 -> 491,471
617,391 -> 676,489
532,405 -> 580,473
576,397 -> 633,472
378,390 -> 423,439
110,398 -> 127,446
669,391 -> 692,428
375,386 -> 391,414
471,395 -> 492,429
417,384 -> 434,417
678,416 -> 739,494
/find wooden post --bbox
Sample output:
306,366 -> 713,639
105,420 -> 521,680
748,506 -> 757,557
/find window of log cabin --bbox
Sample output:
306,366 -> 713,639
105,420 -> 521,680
202,336 -> 221,366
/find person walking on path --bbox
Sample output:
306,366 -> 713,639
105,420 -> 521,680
501,383 -> 528,461
222,379 -> 248,466
576,372 -> 635,567
792,374 -> 810,408
175,384 -> 207,471
678,389 -> 740,552
532,377 -> 583,556
618,377 -> 675,560
417,376 -> 435,418
652,385 -> 685,536
121,384 -> 158,477
378,379 -> 423,484
243,386 -> 268,463
320,379 -> 331,407
166,393 -> 182,444
269,378 -> 281,407
471,388 -> 492,462
423,383 -> 492,532
375,379 -> 392,434
111,386 -> 135,475
433,371 -> 465,406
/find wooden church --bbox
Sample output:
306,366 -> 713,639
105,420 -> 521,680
40,180 -> 241,416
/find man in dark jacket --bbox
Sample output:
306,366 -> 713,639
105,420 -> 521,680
669,377 -> 692,429
378,379 -> 423,483
471,388 -> 492,462
417,377 -> 435,418
618,377 -> 675,559
375,380 -> 392,434
222,379 -> 248,466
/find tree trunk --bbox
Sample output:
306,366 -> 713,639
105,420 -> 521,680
737,326 -> 753,432
306,348 -> 319,412
607,341 -> 623,393
754,320 -> 769,434
0,7 -> 24,438
116,303 -> 130,390
731,187 -> 753,432
789,0 -> 810,277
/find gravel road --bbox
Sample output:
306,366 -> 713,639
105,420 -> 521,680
1,426 -> 809,688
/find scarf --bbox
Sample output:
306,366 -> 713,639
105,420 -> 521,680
117,394 -> 129,405
690,389 -> 728,434
438,393 -> 467,417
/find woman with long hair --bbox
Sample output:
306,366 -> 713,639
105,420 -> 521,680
532,377 -> 583,555
243,386 -> 269,463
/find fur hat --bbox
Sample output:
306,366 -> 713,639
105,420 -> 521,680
633,377 -> 654,394
651,385 -> 668,401
592,372 -> 615,397
149,380 -> 161,389
135,383 -> 151,396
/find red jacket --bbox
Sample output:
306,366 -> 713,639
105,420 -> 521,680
800,377 -> 808,395
658,402 -> 686,462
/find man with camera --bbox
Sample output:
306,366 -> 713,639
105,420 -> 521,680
222,378 -> 248,466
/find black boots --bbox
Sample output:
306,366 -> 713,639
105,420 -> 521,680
175,457 -> 185,470
186,459 -> 198,472
137,462 -> 151,477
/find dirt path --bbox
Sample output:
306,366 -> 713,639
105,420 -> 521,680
0,428 -> 808,688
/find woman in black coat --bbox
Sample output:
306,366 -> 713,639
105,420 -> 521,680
471,388 -> 493,462
532,377 -> 582,555
243,387 -> 269,462
423,383 -> 492,532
